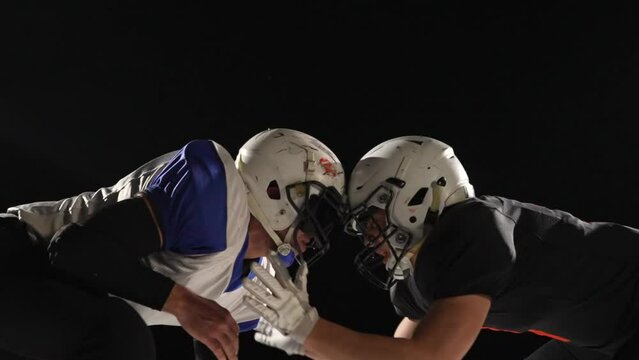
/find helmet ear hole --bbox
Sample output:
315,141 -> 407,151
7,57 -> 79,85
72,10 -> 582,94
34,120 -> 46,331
267,180 -> 281,200
407,187 -> 429,206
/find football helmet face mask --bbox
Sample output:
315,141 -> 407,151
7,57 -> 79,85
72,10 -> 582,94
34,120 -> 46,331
345,185 -> 413,290
345,136 -> 475,289
236,128 -> 347,265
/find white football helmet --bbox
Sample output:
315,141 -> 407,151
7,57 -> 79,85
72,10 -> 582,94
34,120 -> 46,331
236,128 -> 346,265
345,136 -> 475,289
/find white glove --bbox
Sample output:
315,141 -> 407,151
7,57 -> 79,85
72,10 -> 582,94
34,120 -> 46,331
242,253 -> 319,343
254,317 -> 305,356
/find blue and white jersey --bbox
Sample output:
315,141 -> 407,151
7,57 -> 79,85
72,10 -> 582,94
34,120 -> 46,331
8,140 -> 261,331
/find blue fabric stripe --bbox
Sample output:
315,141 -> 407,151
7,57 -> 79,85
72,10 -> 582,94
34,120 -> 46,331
225,233 -> 249,292
245,253 -> 294,281
146,140 -> 228,255
239,318 -> 259,333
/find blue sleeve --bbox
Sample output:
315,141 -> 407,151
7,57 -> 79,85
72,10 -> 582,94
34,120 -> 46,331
239,319 -> 260,333
145,140 -> 229,255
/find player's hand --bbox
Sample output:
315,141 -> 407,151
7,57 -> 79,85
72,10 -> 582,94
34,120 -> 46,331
242,253 -> 318,343
163,283 -> 239,360
254,318 -> 305,356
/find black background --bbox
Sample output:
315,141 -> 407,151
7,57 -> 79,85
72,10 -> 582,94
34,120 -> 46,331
2,1 -> 637,359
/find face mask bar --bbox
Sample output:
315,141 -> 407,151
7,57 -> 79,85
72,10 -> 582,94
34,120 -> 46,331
353,239 -> 412,290
285,181 -> 346,266
345,185 -> 414,290
344,185 -> 393,237
350,216 -> 413,290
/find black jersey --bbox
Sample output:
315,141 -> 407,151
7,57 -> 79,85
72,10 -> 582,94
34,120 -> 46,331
391,195 -> 639,354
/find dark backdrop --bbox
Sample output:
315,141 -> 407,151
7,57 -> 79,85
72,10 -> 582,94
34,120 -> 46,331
2,1 -> 637,359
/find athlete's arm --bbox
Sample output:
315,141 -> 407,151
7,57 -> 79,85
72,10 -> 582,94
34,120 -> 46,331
49,192 -> 241,360
48,194 -> 174,308
304,294 -> 490,360
244,255 -> 491,360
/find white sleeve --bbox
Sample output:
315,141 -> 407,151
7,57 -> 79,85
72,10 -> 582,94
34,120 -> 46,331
7,150 -> 176,242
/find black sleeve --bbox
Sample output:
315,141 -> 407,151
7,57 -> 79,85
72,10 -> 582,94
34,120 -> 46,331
48,195 -> 175,310
419,205 -> 516,301
390,280 -> 428,320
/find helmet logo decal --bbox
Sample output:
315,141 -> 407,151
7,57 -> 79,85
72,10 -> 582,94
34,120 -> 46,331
319,157 -> 338,177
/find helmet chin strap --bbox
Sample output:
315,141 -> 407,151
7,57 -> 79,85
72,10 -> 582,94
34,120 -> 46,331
241,147 -> 317,259
246,191 -> 296,257
282,227 -> 298,255
386,252 -> 414,280
388,177 -> 449,281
